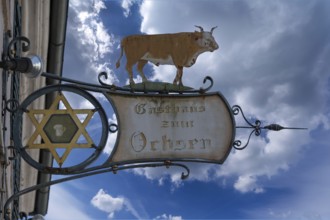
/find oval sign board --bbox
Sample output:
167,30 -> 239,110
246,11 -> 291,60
106,92 -> 235,164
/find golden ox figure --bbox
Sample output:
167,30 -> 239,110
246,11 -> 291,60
116,26 -> 219,86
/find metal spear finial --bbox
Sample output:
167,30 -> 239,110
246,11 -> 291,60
263,124 -> 308,131
232,105 -> 308,150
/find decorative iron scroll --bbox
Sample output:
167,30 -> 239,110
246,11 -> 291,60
102,72 -> 214,93
41,71 -> 214,94
232,105 -> 307,150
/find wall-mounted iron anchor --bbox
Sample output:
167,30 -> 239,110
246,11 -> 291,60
0,36 -> 43,78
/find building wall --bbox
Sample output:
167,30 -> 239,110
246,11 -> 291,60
19,0 -> 50,213
1,1 -> 16,218
1,0 -> 50,217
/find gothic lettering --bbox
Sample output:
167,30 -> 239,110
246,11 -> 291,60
161,120 -> 194,128
130,132 -> 212,153
135,103 -> 146,114
134,102 -> 205,115
130,132 -> 147,152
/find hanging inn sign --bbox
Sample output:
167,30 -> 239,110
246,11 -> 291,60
108,92 -> 234,164
1,27 -> 306,218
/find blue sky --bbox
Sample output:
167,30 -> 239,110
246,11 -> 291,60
46,0 -> 330,219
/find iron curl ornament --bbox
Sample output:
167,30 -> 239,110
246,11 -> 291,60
232,105 -> 307,150
98,71 -> 214,94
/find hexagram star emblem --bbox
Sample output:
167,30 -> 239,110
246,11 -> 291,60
27,93 -> 95,166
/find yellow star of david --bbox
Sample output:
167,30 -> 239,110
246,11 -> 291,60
27,93 -> 95,166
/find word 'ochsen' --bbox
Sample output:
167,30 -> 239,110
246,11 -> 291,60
130,131 -> 212,153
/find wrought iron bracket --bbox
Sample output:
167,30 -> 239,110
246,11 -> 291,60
232,105 -> 307,150
3,160 -> 189,220
0,36 -> 43,78
2,35 -> 307,219
4,72 -> 216,219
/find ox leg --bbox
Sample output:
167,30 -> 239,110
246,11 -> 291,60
173,66 -> 183,86
137,60 -> 148,82
125,64 -> 135,85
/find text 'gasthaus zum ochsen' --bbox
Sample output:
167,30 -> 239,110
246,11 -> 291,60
130,102 -> 212,153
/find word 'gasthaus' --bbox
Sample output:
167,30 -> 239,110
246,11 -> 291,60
134,102 -> 205,115
130,132 -> 212,153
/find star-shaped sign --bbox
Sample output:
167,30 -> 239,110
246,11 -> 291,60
27,93 -> 95,166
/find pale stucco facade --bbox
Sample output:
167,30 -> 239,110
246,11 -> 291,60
1,0 -> 66,218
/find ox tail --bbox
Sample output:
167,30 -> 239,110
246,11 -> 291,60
116,42 -> 124,69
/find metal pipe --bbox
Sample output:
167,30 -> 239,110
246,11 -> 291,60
33,0 -> 69,216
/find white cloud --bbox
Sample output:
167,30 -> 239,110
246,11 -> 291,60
67,0 -> 118,84
91,189 -> 125,219
131,162 -> 216,192
125,74 -> 143,86
94,0 -> 107,14
215,129 -> 310,194
149,65 -> 176,84
131,165 -> 186,189
154,213 -> 183,220
91,189 -> 143,219
247,143 -> 330,219
123,199 -> 146,220
121,0 -> 137,17
47,185 -> 91,220
71,0 -> 112,60
233,175 -> 264,194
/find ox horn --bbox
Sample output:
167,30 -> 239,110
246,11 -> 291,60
195,25 -> 204,32
210,26 -> 218,34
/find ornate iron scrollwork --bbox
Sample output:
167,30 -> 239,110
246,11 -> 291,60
232,105 -> 307,150
97,71 -> 214,94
